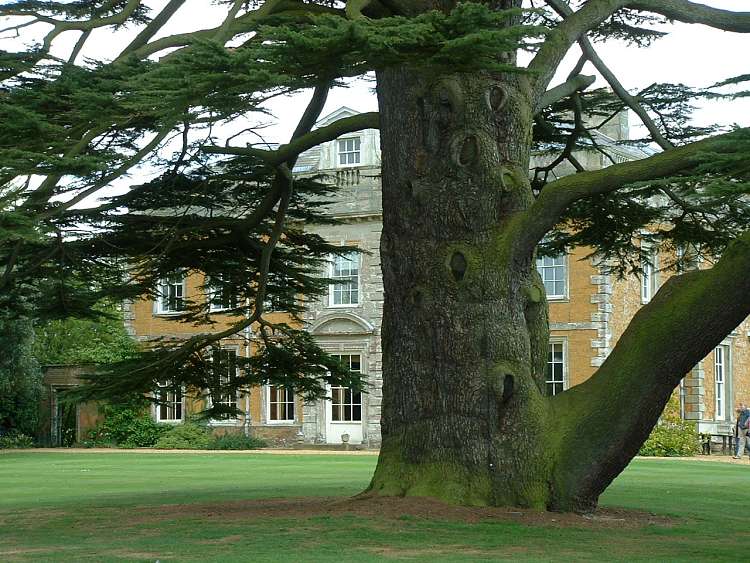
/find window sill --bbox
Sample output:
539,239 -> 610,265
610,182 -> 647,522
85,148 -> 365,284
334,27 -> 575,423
153,311 -> 186,317
155,418 -> 183,424
327,303 -> 361,309
208,419 -> 242,426
329,420 -> 363,424
265,420 -> 298,426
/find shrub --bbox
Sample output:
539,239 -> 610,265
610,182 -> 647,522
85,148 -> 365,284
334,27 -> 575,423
87,395 -> 169,448
639,395 -> 700,457
0,431 -> 34,449
208,432 -> 267,450
155,421 -> 211,450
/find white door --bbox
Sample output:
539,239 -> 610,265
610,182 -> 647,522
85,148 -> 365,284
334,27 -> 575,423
325,354 -> 364,444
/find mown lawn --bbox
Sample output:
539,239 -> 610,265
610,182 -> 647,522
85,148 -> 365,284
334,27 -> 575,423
1,451 -> 748,562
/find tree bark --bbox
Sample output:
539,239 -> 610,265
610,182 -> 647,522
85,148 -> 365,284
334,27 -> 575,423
369,64 -> 558,508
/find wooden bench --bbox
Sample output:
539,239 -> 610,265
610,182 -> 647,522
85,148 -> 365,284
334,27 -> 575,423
701,434 -> 738,455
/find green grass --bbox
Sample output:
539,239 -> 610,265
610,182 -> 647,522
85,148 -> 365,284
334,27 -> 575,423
1,452 -> 748,561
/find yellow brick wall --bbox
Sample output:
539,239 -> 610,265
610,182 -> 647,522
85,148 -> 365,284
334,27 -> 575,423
128,247 -> 750,433
129,272 -> 305,437
547,246 -> 599,388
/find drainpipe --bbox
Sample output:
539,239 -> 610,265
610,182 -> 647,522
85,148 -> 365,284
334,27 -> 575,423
243,321 -> 252,437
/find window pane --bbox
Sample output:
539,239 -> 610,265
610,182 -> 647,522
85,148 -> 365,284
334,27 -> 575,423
546,342 -> 566,395
536,255 -> 566,298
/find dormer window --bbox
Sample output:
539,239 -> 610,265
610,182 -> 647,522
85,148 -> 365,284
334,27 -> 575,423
338,137 -> 361,166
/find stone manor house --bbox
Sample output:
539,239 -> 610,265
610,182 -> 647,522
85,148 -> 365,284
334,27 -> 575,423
49,107 -> 750,447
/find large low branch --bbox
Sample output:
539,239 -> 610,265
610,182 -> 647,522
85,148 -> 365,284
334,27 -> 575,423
512,128 -> 748,260
203,112 -> 380,165
548,229 -> 750,511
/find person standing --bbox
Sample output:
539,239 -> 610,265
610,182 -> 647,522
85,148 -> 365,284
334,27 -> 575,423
733,403 -> 750,459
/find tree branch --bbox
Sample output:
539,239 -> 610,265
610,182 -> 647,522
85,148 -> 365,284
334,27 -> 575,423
203,112 -> 380,165
512,128 -> 748,260
127,0 -> 342,60
117,0 -> 187,60
528,0 -> 629,100
548,229 -> 750,511
535,73 -> 596,113
41,0 -> 143,52
629,0 -> 750,33
545,0 -> 674,150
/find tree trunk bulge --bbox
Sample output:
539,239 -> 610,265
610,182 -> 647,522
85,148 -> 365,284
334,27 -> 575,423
368,64 -> 561,509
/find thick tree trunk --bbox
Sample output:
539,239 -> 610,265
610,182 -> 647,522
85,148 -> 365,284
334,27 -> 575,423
368,65 -> 557,508
362,2 -> 750,514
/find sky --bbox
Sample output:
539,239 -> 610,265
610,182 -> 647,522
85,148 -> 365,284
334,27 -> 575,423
1,0 -> 748,195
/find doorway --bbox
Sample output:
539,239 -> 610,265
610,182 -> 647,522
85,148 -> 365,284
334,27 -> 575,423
325,354 -> 364,444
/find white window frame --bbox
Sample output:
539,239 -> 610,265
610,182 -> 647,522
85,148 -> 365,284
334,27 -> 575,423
155,382 -> 184,423
266,386 -> 296,424
155,273 -> 187,315
329,354 -> 363,423
640,245 -> 659,304
536,253 -> 568,300
715,345 -> 730,421
337,137 -> 361,167
207,276 -> 237,313
546,339 -> 567,396
208,347 -> 240,423
679,379 -> 687,420
328,252 -> 360,307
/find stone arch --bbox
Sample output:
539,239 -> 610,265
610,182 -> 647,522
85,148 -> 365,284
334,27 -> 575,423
309,312 -> 375,336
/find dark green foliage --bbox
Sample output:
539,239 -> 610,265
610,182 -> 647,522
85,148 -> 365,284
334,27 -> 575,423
0,312 -> 42,436
589,8 -> 668,47
257,4 -> 544,77
85,395 -> 168,448
0,430 -> 35,449
208,431 -> 268,450
1,1 -> 151,26
154,421 -> 212,450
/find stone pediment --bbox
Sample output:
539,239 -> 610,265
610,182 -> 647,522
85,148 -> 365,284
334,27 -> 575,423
310,312 -> 375,336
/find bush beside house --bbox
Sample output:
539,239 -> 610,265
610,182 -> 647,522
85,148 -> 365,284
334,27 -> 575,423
639,395 -> 700,456
84,395 -> 169,448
